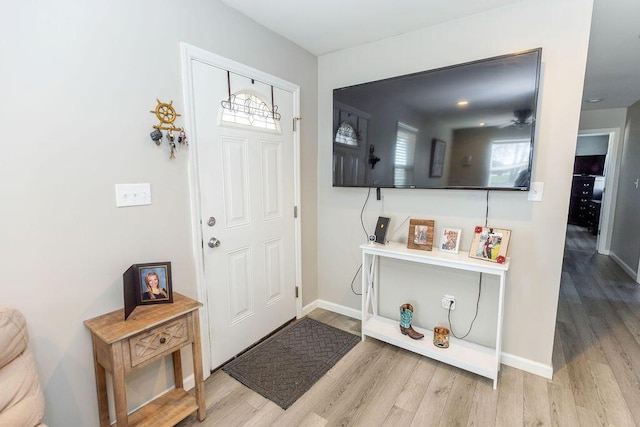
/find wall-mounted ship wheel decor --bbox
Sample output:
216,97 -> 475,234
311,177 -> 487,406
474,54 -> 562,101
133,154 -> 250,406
149,99 -> 188,159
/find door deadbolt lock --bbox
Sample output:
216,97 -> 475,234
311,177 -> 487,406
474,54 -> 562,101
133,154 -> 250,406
207,217 -> 216,227
208,237 -> 221,248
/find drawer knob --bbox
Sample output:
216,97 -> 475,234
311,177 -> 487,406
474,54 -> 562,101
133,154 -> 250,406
159,337 -> 166,344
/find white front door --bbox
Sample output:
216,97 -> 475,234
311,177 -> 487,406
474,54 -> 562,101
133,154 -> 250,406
189,55 -> 299,369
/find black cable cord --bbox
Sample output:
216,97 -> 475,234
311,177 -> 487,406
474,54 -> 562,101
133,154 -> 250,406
350,264 -> 363,295
360,187 -> 372,238
447,189 -> 491,336
448,275 -> 482,339
449,191 -> 488,339
485,189 -> 489,227
351,187 -> 373,296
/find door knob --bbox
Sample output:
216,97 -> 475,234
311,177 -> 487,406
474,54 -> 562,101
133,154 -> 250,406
208,237 -> 221,248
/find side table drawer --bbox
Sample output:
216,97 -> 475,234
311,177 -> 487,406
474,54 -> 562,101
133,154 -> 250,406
128,317 -> 190,368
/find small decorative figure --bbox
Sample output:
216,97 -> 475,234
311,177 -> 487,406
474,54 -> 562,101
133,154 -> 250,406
368,145 -> 381,169
433,326 -> 450,348
178,130 -> 188,146
150,129 -> 163,145
399,303 -> 424,340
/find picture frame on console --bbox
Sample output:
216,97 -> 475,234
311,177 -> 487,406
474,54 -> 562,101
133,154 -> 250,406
407,219 -> 435,251
123,261 -> 173,319
469,227 -> 511,264
439,227 -> 461,254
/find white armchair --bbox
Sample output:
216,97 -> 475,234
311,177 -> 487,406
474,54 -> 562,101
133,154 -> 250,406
0,305 -> 45,427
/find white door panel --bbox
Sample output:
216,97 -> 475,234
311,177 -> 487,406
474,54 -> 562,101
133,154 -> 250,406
191,60 -> 296,368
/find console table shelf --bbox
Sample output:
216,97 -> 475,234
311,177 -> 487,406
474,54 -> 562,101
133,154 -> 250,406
361,242 -> 510,389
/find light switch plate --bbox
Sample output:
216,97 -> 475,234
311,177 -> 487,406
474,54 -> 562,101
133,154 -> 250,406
115,183 -> 151,207
527,182 -> 544,202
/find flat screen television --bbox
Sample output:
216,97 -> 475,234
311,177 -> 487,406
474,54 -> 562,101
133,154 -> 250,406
332,48 -> 542,191
573,155 -> 606,176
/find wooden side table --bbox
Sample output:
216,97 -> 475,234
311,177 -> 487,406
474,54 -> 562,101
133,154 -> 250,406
84,292 -> 206,427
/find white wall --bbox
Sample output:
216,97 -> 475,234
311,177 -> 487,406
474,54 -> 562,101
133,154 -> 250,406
580,107 -> 627,131
609,101 -> 640,275
318,0 -> 593,372
1,1 -> 317,425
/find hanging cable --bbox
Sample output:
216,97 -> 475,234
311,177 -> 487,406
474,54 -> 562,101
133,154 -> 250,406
449,189 -> 489,338
360,187 -> 372,238
351,187 -> 373,296
448,275 -> 482,339
485,189 -> 490,227
350,264 -> 363,296
447,190 -> 490,337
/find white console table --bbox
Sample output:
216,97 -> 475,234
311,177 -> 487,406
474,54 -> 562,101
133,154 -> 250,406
361,241 -> 510,389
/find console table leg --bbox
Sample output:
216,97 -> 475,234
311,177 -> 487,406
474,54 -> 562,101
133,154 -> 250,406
361,251 -> 367,341
494,271 -> 507,390
111,341 -> 129,427
91,335 -> 110,427
192,312 -> 207,421
369,255 -> 378,316
363,255 -> 376,320
172,350 -> 183,389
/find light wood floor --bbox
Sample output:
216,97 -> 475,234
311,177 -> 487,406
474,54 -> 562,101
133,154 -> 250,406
178,225 -> 640,426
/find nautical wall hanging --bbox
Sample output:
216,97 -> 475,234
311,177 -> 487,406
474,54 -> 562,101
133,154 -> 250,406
149,99 -> 188,159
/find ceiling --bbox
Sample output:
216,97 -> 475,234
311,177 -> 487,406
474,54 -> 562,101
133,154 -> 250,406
220,0 -> 640,111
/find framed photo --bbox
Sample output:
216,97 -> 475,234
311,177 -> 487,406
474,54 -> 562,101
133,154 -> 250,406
469,227 -> 511,264
439,227 -> 462,254
430,138 -> 446,177
123,262 -> 173,319
407,219 -> 435,251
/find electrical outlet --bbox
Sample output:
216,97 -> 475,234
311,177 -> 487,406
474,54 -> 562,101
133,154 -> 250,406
441,295 -> 456,310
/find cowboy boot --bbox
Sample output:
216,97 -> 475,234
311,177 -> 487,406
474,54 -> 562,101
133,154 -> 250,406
399,303 -> 424,339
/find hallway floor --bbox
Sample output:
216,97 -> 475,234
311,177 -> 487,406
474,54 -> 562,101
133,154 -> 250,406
178,225 -> 640,426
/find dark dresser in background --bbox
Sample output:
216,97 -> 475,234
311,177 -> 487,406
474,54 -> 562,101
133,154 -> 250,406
569,175 -> 604,235
569,175 -> 594,226
586,200 -> 602,235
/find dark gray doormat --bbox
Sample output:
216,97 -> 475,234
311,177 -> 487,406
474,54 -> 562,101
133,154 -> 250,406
222,317 -> 360,409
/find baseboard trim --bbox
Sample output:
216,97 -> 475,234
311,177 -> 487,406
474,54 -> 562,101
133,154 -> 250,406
183,373 -> 195,391
306,298 -> 553,380
309,299 -> 362,320
500,352 -> 553,379
302,300 -> 319,316
609,251 -> 638,281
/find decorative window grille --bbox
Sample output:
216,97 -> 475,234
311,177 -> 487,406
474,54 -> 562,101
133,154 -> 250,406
220,91 -> 280,132
334,121 -> 359,146
394,123 -> 418,186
